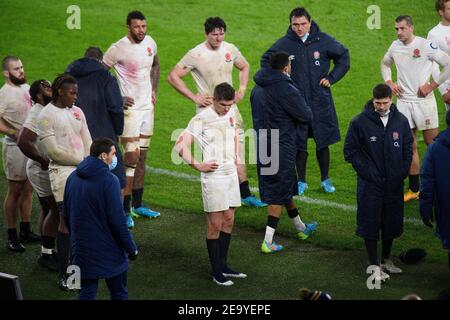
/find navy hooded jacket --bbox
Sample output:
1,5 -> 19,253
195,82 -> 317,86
344,101 -> 413,240
64,156 -> 137,279
251,68 -> 312,204
261,22 -> 350,150
420,129 -> 450,249
66,58 -> 124,142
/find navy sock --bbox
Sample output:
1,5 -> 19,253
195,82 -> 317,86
7,228 -> 18,241
57,232 -> 70,279
267,215 -> 280,229
316,147 -> 330,181
296,151 -> 308,182
123,195 -> 131,213
42,236 -> 55,250
287,208 -> 299,219
409,175 -> 420,193
206,238 -> 221,276
364,239 -> 378,266
239,181 -> 251,199
19,222 -> 31,235
219,232 -> 231,271
132,188 -> 144,209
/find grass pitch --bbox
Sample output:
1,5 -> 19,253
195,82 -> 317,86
0,0 -> 449,299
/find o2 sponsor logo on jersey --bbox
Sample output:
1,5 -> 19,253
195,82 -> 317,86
413,48 -> 421,58
147,47 -> 153,57
429,42 -> 438,50
225,52 -> 232,63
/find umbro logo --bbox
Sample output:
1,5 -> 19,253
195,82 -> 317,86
370,136 -> 377,142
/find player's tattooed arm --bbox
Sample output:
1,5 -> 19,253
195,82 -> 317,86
234,57 -> 250,104
151,54 -> 160,106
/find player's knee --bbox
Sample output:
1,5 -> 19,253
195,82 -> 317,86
208,221 -> 223,234
124,150 -> 140,166
223,215 -> 234,227
139,136 -> 152,152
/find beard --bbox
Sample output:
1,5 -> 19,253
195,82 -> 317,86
130,31 -> 145,43
9,73 -> 26,85
42,95 -> 52,105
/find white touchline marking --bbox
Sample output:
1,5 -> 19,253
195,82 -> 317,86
1,138 -> 422,225
146,165 -> 423,225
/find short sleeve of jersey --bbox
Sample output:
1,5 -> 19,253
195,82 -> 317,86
177,49 -> 197,71
0,90 -> 6,117
150,37 -> 158,56
103,44 -> 119,68
185,115 -> 204,139
230,44 -> 243,64
22,106 -> 40,133
36,110 -> 54,140
384,41 -> 395,63
424,39 -> 440,60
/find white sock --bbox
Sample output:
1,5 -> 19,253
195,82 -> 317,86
41,246 -> 52,255
291,215 -> 306,232
264,226 -> 276,244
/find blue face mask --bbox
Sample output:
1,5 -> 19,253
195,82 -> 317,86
109,155 -> 117,171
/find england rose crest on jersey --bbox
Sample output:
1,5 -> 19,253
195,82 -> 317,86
225,52 -> 232,63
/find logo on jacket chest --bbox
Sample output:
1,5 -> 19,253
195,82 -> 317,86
370,136 -> 377,142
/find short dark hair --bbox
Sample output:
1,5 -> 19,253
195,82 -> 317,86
289,7 -> 311,22
204,17 -> 227,34
52,74 -> 77,101
269,52 -> 290,71
127,10 -> 146,25
214,82 -> 235,102
373,84 -> 392,99
90,137 -> 115,157
446,109 -> 450,126
436,0 -> 450,12
395,15 -> 414,26
29,79 -> 49,103
84,47 -> 103,60
2,55 -> 20,71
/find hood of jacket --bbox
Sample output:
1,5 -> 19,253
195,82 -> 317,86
362,99 -> 399,124
66,57 -> 105,77
253,68 -> 293,87
76,156 -> 108,179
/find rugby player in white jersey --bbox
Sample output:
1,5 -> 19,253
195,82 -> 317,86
37,74 -> 92,289
18,79 -> 59,271
103,11 -> 161,222
168,17 -> 267,208
174,83 -> 246,286
428,0 -> 450,110
0,56 -> 40,252
380,15 -> 450,202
